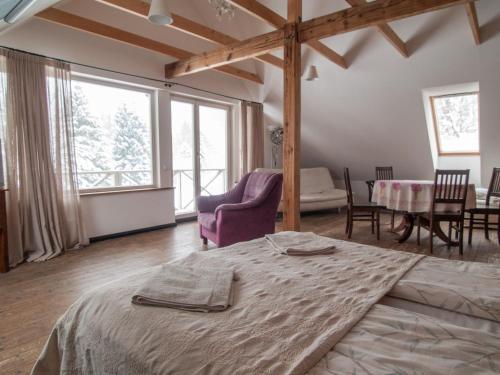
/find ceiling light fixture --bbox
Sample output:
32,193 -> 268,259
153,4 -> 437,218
305,65 -> 319,81
148,0 -> 173,25
208,0 -> 235,20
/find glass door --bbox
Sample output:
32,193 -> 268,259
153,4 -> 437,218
171,97 -> 230,216
171,99 -> 196,215
199,104 -> 228,197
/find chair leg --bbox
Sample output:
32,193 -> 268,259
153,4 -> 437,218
345,211 -> 349,234
459,220 -> 464,256
468,213 -> 474,245
447,222 -> 452,249
417,216 -> 421,246
391,211 -> 395,231
455,220 -> 459,240
485,214 -> 490,240
202,237 -> 208,245
429,220 -> 434,255
371,212 -> 375,234
376,211 -> 380,240
497,217 -> 500,246
348,211 -> 354,239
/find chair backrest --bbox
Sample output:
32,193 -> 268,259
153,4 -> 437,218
375,166 -> 394,180
486,167 -> 500,204
431,169 -> 470,214
241,171 -> 280,202
343,167 -> 354,207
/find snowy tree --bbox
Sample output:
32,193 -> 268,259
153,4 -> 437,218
112,104 -> 150,173
435,95 -> 478,138
72,86 -> 109,187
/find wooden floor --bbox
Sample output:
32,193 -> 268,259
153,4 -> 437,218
0,211 -> 499,374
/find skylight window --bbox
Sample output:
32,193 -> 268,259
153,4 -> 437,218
430,92 -> 480,155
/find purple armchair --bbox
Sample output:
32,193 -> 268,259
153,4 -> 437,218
196,171 -> 283,247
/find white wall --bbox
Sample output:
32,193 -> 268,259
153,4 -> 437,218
0,0 -> 262,238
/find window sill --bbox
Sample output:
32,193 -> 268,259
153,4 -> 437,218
79,187 -> 175,197
438,152 -> 481,157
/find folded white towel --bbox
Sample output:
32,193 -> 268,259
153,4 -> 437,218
132,264 -> 235,312
265,231 -> 336,256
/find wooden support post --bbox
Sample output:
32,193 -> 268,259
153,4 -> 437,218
282,0 -> 301,231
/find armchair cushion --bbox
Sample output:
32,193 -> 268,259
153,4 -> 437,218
242,173 -> 276,202
300,189 -> 347,203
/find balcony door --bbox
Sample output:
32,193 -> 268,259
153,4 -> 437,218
171,96 -> 230,216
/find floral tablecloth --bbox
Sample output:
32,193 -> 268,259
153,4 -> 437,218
371,180 -> 476,213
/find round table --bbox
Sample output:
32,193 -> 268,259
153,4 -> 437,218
371,180 -> 476,243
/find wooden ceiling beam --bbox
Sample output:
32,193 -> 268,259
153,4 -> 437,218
36,8 -> 262,84
165,28 -> 284,78
299,0 -> 472,44
96,0 -> 283,68
165,0 -> 471,79
465,2 -> 481,45
345,0 -> 408,58
228,0 -> 347,69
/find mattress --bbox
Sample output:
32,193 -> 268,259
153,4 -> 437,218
308,304 -> 500,375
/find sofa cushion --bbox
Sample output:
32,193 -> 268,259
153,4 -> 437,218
198,212 -> 216,232
256,167 -> 335,195
300,189 -> 347,203
300,168 -> 335,194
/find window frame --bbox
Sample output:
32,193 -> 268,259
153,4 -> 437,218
71,74 -> 158,194
170,94 -> 233,217
429,91 -> 480,157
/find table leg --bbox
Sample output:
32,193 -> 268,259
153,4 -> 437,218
418,216 -> 459,247
392,215 -> 408,233
393,213 -> 415,243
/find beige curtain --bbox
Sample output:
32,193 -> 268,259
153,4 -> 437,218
0,49 -> 88,266
239,101 -> 264,178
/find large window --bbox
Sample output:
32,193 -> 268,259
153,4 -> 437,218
430,92 -> 480,155
71,77 -> 155,191
171,96 -> 230,215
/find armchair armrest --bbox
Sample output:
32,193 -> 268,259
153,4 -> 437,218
215,199 -> 259,216
197,194 -> 231,213
196,173 -> 252,212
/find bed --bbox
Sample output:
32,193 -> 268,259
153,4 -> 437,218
31,235 -> 500,375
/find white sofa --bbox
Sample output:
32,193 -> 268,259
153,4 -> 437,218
256,167 -> 347,212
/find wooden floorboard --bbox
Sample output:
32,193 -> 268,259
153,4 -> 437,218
0,211 -> 498,374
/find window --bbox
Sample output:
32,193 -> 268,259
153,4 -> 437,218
430,92 -> 480,155
171,96 -> 230,215
71,77 -> 155,191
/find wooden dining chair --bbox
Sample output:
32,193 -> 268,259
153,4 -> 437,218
344,168 -> 383,240
375,166 -> 394,181
375,166 -> 396,230
417,169 -> 470,255
468,168 -> 500,245
366,167 -> 394,202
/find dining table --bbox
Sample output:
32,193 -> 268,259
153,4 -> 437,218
371,180 -> 477,244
